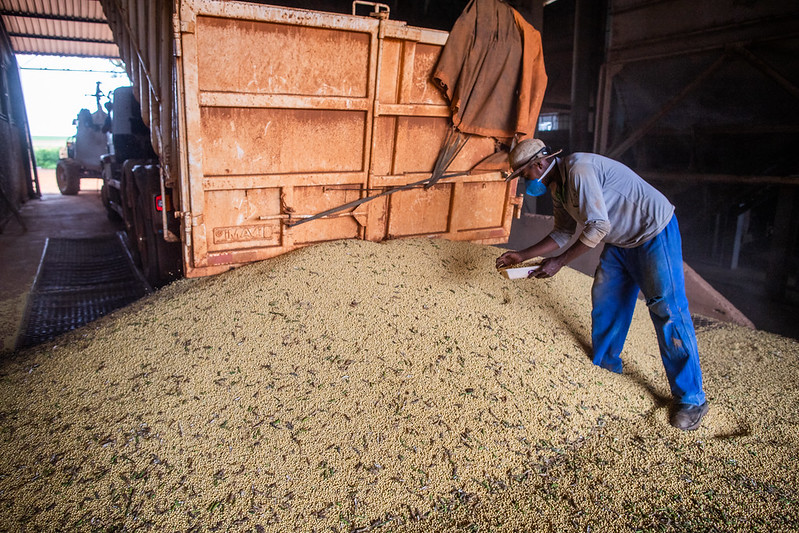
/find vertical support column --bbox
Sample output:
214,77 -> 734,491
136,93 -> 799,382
766,185 -> 796,298
570,0 -> 606,153
362,17 -> 383,242
176,0 -> 206,269
391,40 -> 417,176
594,62 -> 622,154
730,210 -> 747,270
147,0 -> 160,156
161,1 -> 175,185
448,181 -> 464,235
136,1 -> 150,127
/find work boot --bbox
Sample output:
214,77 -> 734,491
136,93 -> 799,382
670,401 -> 709,431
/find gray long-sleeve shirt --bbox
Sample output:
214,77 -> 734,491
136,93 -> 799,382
547,153 -> 675,249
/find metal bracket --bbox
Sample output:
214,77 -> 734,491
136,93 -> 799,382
352,1 -> 390,19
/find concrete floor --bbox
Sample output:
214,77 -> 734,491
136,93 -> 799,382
0,170 -> 773,353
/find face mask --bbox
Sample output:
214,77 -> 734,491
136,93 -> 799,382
525,177 -> 548,197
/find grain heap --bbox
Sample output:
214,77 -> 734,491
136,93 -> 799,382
0,237 -> 797,531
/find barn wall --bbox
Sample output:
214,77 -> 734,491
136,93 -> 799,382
528,0 -> 798,311
596,0 -> 799,305
0,18 -> 36,231
598,0 -> 799,175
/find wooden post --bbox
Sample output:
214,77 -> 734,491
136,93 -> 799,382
570,0 -> 606,153
766,186 -> 796,299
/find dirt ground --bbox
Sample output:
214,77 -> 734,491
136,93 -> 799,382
0,237 -> 796,531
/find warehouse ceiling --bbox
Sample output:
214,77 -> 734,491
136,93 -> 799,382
0,0 -> 119,58
0,0 -> 529,59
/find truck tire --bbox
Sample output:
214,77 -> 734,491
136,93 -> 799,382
56,159 -> 80,195
121,160 -> 147,235
100,182 -> 122,222
121,162 -> 180,287
100,156 -> 122,222
136,184 -> 161,286
133,164 -> 181,286
119,159 -> 150,267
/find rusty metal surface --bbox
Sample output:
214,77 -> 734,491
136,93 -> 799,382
196,16 -> 371,97
100,0 -> 516,278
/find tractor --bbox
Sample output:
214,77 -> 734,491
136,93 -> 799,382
55,82 -> 109,195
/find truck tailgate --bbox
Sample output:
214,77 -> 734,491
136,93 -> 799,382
115,1 -> 519,278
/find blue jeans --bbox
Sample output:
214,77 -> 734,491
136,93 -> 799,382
591,216 -> 706,406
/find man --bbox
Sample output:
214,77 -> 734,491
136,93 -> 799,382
496,138 -> 708,431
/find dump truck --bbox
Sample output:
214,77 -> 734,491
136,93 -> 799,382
98,0 -> 523,285
100,85 -> 182,284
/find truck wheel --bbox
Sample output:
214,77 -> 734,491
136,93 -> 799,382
129,163 -> 181,287
136,187 -> 161,286
120,160 -> 148,237
155,222 -> 182,283
101,182 -> 122,221
56,159 -> 80,195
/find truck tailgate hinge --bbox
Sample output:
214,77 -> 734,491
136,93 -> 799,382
175,211 -> 196,247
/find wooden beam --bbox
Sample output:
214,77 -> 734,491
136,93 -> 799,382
606,53 -> 727,159
732,45 -> 799,102
641,171 -> 799,186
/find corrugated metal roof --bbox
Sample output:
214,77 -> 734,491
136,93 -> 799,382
0,0 -> 120,58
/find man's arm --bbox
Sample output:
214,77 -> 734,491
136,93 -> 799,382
534,239 -> 592,278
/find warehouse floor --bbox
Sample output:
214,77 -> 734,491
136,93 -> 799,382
0,175 -> 118,296
0,172 -> 127,351
1,169 -> 787,354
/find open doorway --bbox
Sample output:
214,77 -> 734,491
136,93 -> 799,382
17,55 -> 130,195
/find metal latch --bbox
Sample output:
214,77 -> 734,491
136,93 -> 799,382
352,1 -> 390,19
510,195 -> 524,219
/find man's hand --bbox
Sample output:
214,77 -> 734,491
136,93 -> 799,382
496,251 -> 524,269
530,240 -> 593,278
496,236 -> 561,272
532,256 -> 565,278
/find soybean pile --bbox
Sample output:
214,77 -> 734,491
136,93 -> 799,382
0,238 -> 797,532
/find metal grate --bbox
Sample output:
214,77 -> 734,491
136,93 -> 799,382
16,233 -> 151,349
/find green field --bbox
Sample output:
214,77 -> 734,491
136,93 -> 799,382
32,136 -> 69,169
32,135 -> 69,149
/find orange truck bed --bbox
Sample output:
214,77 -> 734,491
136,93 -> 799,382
102,0 -> 519,278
